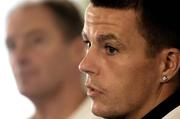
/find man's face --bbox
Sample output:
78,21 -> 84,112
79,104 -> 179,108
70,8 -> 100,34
6,6 -> 74,98
79,4 -> 162,118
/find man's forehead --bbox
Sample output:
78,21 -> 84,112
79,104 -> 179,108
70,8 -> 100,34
85,3 -> 137,25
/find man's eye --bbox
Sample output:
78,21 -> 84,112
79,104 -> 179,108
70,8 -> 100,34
83,40 -> 91,49
105,45 -> 118,55
32,37 -> 44,44
6,40 -> 15,51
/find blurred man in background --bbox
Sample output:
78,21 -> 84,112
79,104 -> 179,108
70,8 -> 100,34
6,0 -> 101,119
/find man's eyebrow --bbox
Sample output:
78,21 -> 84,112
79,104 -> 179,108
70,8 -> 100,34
81,32 -> 120,44
25,29 -> 46,38
97,33 -> 117,42
5,29 -> 46,46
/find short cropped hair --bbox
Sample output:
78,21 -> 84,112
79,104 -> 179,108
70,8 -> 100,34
90,0 -> 179,57
11,0 -> 83,42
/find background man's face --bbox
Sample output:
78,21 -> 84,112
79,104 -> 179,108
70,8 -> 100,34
79,4 -> 162,118
6,6 -> 73,99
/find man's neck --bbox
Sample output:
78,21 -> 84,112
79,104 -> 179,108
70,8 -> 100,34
126,81 -> 179,119
31,82 -> 86,119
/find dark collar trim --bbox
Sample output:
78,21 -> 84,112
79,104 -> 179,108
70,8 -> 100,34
142,89 -> 180,119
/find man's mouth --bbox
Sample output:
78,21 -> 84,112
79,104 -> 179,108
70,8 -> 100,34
86,85 -> 104,97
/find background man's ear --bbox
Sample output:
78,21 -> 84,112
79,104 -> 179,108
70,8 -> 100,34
69,36 -> 85,64
160,48 -> 180,82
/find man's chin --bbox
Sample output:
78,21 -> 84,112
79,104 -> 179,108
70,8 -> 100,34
92,103 -> 126,119
91,102 -> 109,118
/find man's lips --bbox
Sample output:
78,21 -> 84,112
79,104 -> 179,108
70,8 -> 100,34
86,85 -> 104,97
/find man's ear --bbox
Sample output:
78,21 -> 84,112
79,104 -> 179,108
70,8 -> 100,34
160,48 -> 180,83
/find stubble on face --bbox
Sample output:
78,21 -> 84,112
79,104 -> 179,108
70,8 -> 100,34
82,4 -> 162,119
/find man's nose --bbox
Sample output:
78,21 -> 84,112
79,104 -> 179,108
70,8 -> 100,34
79,49 -> 99,76
10,44 -> 29,67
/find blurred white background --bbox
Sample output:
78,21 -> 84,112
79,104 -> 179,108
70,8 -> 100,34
0,0 -> 87,118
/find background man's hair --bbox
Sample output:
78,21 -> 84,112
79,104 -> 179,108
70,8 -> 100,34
12,0 -> 83,42
42,0 -> 83,42
90,0 -> 179,57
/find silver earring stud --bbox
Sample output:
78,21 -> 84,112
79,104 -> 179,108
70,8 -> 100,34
162,75 -> 168,81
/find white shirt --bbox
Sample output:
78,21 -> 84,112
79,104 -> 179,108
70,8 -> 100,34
163,106 -> 180,119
